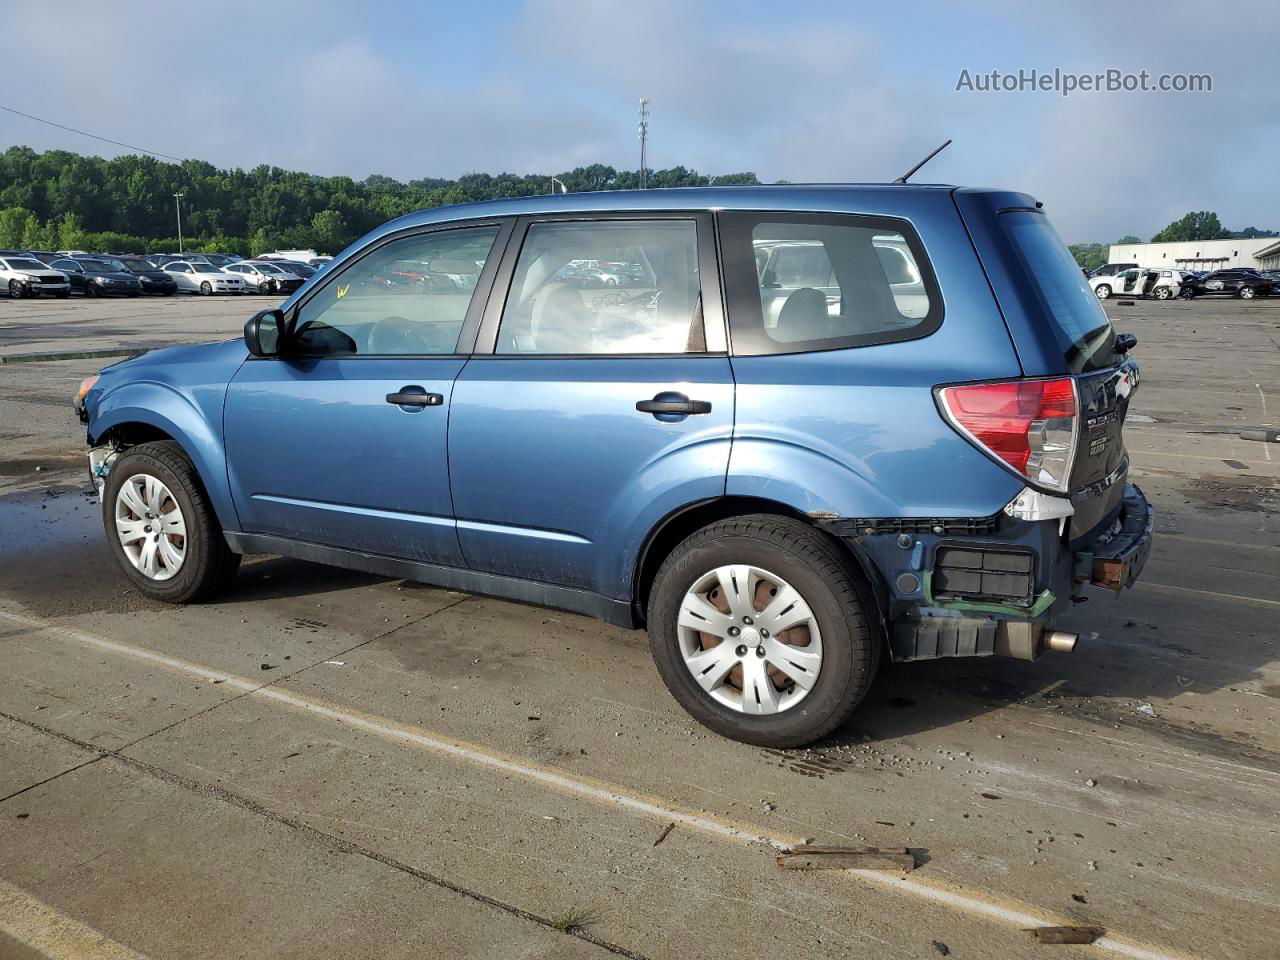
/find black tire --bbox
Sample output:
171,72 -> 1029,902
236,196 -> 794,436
258,281 -> 271,294
8,279 -> 24,299
1179,288 -> 1195,299
200,281 -> 212,296
101,440 -> 240,603
85,282 -> 98,298
647,514 -> 878,747
165,289 -> 176,296
1094,284 -> 1111,300
1238,286 -> 1255,300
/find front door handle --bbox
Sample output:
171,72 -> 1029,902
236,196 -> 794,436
386,387 -> 444,408
636,393 -> 712,416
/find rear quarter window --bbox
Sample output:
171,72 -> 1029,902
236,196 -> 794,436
719,212 -> 941,355
1001,210 -> 1119,373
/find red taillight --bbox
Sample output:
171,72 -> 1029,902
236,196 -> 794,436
937,378 -> 1079,492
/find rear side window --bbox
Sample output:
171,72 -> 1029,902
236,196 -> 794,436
719,212 -> 940,355
1002,211 -> 1119,373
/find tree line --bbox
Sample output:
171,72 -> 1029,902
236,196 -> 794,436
0,145 -> 761,256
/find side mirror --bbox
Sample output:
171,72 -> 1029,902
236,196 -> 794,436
244,308 -> 285,357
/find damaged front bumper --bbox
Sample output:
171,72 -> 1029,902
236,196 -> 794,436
818,483 -> 1154,663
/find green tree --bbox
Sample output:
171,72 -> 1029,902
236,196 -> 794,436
0,206 -> 35,246
1069,242 -> 1107,271
1116,234 -> 1142,244
310,209 -> 348,253
56,211 -> 85,250
21,216 -> 56,250
1150,212 -> 1230,243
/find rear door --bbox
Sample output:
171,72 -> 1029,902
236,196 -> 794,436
224,220 -> 510,565
956,194 -> 1136,539
448,213 -> 734,601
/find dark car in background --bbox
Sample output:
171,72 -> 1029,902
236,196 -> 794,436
50,257 -> 143,297
117,256 -> 179,295
1181,268 -> 1274,299
204,253 -> 243,267
270,259 -> 318,280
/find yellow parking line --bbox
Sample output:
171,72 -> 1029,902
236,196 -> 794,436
0,609 -> 1195,960
0,878 -> 151,960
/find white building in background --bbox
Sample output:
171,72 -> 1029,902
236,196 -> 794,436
1108,237 -> 1280,271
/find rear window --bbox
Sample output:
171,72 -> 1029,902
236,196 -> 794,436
1002,211 -> 1118,372
720,212 -> 940,355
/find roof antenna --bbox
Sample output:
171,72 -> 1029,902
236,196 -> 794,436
893,139 -> 952,184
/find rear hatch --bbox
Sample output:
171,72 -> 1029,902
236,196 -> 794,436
952,191 -> 1136,541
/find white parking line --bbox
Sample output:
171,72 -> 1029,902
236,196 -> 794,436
0,878 -> 151,960
0,608 -> 1195,960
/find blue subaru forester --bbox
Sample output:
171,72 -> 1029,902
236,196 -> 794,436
75,186 -> 1153,747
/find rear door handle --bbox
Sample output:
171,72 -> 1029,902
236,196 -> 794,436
636,394 -> 712,416
386,387 -> 444,408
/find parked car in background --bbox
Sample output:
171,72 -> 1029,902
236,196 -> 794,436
1180,268 -> 1274,299
270,259 -> 318,280
308,256 -> 333,268
1089,262 -> 1139,278
0,255 -> 71,298
25,250 -> 62,265
50,257 -> 143,297
162,261 -> 246,295
1090,268 -> 1182,300
243,260 -> 304,294
73,185 -> 1152,747
55,249 -> 91,258
222,260 -> 288,293
204,253 -> 243,267
117,256 -> 179,296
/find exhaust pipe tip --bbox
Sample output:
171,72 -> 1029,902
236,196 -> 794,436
1045,631 -> 1078,654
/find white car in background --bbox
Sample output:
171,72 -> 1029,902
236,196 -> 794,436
1090,267 -> 1182,301
223,260 -> 305,294
0,255 -> 71,298
162,261 -> 247,295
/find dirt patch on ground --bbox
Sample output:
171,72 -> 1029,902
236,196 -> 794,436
1180,474 -> 1280,514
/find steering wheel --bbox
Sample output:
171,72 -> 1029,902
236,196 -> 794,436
367,316 -> 452,354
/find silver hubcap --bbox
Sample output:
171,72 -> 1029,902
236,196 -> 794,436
115,473 -> 187,581
677,565 -> 822,715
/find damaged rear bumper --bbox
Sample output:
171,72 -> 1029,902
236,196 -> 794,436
819,483 -> 1154,663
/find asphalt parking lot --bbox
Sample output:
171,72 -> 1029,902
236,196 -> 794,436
0,294 -> 1277,959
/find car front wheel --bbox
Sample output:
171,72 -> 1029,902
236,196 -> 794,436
258,281 -> 271,294
8,280 -> 23,299
1094,284 -> 1111,300
102,440 -> 240,603
647,514 -> 877,747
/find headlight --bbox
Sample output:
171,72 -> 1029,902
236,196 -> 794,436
76,375 -> 100,403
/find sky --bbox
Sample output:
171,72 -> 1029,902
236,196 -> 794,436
2,0 -> 1277,243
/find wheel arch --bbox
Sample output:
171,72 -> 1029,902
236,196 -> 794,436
631,496 -> 891,643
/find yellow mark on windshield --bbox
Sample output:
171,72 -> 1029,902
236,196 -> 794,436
336,283 -> 349,299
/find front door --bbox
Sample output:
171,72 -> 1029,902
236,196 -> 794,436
224,221 -> 508,565
449,214 -> 734,600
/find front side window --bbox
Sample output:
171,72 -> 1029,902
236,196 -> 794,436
720,212 -> 938,355
289,224 -> 501,356
496,219 -> 704,355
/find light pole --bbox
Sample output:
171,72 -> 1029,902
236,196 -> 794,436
549,177 -> 567,195
637,98 -> 649,189
173,192 -> 185,254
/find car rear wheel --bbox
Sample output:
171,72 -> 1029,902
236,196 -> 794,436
1154,286 -> 1172,300
85,283 -> 98,298
647,514 -> 877,747
1238,286 -> 1256,299
102,440 -> 240,603
1093,284 -> 1111,300
8,280 -> 23,299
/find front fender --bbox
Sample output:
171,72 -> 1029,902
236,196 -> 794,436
90,380 -> 239,531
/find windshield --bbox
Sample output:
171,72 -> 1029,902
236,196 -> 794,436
79,260 -> 115,273
1002,211 -> 1119,373
122,260 -> 153,272
5,258 -> 48,271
